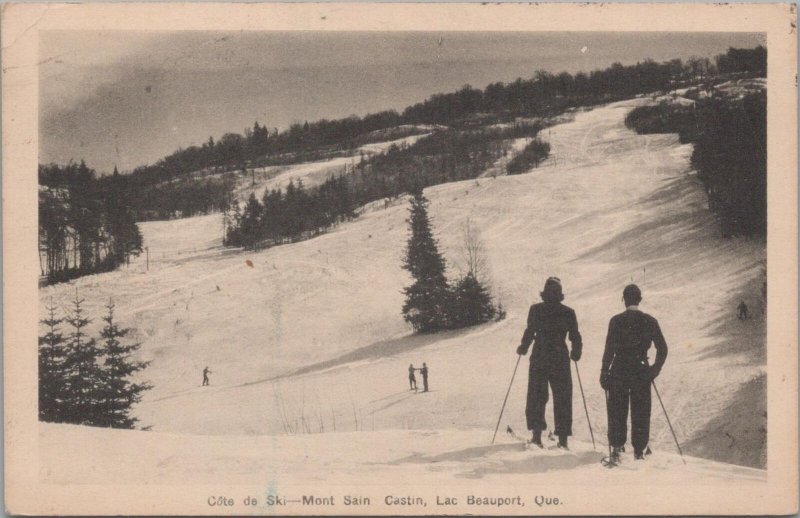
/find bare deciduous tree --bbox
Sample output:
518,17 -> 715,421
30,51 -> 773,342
459,217 -> 488,281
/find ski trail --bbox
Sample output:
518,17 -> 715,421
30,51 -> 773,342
366,392 -> 419,415
43,98 -> 765,473
478,137 -> 529,178
118,258 -> 250,318
367,389 -> 415,405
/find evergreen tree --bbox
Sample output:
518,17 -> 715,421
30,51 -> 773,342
62,289 -> 104,425
96,302 -> 151,428
449,273 -> 497,328
238,193 -> 263,249
334,174 -> 355,222
39,299 -> 69,422
104,166 -> 143,265
223,201 -> 243,246
495,300 -> 507,321
39,162 -> 145,283
402,190 -> 451,332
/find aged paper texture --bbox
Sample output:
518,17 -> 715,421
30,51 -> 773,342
3,2 -> 797,515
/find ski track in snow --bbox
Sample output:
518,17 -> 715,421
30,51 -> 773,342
39,98 -> 766,482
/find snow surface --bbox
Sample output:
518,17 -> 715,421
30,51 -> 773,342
40,423 -> 764,486
39,98 -> 766,485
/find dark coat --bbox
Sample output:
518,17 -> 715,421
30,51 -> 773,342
518,302 -> 582,362
601,308 -> 668,379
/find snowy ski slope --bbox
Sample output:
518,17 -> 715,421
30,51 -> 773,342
39,98 -> 766,482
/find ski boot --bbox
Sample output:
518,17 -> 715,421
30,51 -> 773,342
530,430 -> 544,449
611,445 -> 624,462
601,445 -> 623,468
557,435 -> 569,451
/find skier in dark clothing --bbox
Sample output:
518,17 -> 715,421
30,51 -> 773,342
202,366 -> 212,386
420,363 -> 429,392
408,364 -> 418,390
600,284 -> 668,461
516,277 -> 582,450
737,301 -> 749,320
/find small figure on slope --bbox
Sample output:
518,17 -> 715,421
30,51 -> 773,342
600,284 -> 668,461
408,364 -> 418,390
202,366 -> 212,386
737,300 -> 749,320
420,363 -> 429,392
516,277 -> 583,451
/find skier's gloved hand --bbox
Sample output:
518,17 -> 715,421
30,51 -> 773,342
648,366 -> 661,381
516,344 -> 527,356
570,348 -> 581,362
600,371 -> 611,391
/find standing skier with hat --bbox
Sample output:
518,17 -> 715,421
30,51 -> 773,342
516,277 -> 583,449
408,364 -> 418,390
600,284 -> 668,461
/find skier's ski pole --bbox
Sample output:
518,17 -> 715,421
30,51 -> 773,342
573,360 -> 595,450
492,354 -> 522,444
652,380 -> 686,464
600,389 -> 617,468
604,390 -> 611,461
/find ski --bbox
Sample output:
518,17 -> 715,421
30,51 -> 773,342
506,425 -> 544,449
600,454 -> 619,468
601,446 -> 652,467
506,425 -> 527,443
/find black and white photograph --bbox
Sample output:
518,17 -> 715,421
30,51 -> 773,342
3,3 -> 797,515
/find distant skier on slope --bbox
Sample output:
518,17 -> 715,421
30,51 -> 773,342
420,363 -> 429,392
737,300 -> 749,320
600,284 -> 668,461
408,364 -> 418,390
516,277 -> 582,450
202,366 -> 212,386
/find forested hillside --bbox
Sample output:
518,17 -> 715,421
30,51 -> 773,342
39,46 -> 766,282
625,82 -> 766,237
39,163 -> 143,284
223,122 -> 547,248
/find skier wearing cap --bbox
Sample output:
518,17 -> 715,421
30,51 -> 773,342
516,277 -> 583,450
420,363 -> 429,392
600,284 -> 668,461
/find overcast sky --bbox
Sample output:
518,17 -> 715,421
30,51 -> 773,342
39,31 -> 765,173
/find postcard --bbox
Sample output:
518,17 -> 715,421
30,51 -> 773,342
3,2 -> 797,515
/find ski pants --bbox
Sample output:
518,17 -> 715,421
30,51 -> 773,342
607,375 -> 651,452
525,358 -> 572,436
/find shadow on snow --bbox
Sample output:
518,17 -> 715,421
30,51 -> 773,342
388,442 -> 604,479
